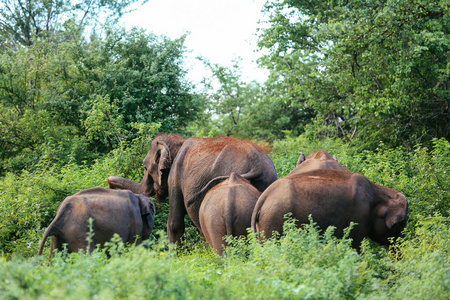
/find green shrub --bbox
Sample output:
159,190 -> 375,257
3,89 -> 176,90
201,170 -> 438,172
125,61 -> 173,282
386,214 -> 450,299
1,216 -> 447,299
270,135 -> 356,177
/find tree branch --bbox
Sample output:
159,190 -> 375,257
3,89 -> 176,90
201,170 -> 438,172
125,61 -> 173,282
78,0 -> 95,31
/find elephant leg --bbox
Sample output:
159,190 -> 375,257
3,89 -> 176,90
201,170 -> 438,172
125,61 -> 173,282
201,216 -> 227,256
167,191 -> 187,245
50,236 -> 62,256
210,233 -> 226,256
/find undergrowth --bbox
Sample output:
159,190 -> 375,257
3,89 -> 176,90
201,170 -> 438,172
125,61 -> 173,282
0,135 -> 448,298
0,218 -> 448,299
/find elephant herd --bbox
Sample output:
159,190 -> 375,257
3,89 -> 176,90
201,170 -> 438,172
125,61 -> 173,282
38,134 -> 409,257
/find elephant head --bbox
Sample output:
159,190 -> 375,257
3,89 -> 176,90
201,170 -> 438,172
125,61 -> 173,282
370,190 -> 409,246
136,193 -> 156,239
108,134 -> 185,203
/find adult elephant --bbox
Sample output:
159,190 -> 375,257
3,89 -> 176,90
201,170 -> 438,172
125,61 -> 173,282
199,172 -> 261,256
38,187 -> 155,256
107,134 -> 278,244
251,156 -> 408,250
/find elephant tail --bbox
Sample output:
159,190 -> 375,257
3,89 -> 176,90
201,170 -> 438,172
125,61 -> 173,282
38,206 -> 67,256
186,176 -> 229,210
187,169 -> 264,210
251,193 -> 266,238
224,188 -> 236,237
250,209 -> 259,236
38,224 -> 57,256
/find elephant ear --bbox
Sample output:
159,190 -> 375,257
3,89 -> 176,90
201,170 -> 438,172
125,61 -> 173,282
156,141 -> 171,172
296,152 -> 306,166
385,193 -> 408,229
155,141 -> 172,186
137,194 -> 155,238
137,194 -> 155,217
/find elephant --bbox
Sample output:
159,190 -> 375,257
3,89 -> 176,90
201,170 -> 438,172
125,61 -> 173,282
38,187 -> 155,256
291,149 -> 350,175
251,169 -> 408,250
107,134 -> 278,245
199,172 -> 261,256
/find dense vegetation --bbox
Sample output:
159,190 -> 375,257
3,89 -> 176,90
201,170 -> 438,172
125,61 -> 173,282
0,0 -> 202,176
0,136 -> 449,298
0,0 -> 449,298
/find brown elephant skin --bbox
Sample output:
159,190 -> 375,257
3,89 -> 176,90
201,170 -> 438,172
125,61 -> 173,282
290,149 -> 350,175
251,169 -> 408,250
199,172 -> 261,255
107,134 -> 278,244
38,187 -> 155,256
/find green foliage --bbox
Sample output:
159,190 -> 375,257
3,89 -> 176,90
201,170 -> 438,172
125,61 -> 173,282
257,0 -> 450,149
195,59 -> 263,138
387,214 -> 450,299
195,59 -> 315,141
269,134 -> 354,177
94,27 -> 201,135
348,138 -> 450,229
83,95 -> 124,146
0,0 -> 145,49
0,216 -> 448,299
0,25 -> 201,174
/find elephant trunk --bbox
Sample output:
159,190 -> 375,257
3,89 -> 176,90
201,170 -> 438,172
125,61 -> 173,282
107,176 -> 142,194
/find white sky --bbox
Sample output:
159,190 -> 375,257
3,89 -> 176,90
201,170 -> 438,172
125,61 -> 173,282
120,0 -> 269,86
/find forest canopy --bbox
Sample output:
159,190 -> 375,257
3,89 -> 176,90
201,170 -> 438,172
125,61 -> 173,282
201,0 -> 449,148
0,0 -> 203,174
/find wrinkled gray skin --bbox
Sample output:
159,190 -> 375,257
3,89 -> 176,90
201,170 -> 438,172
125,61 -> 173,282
199,172 -> 261,256
38,187 -> 155,256
251,150 -> 408,251
291,149 -> 350,175
108,134 -> 278,244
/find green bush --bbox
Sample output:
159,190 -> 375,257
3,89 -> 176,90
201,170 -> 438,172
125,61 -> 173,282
0,216 -> 448,299
387,215 -> 450,299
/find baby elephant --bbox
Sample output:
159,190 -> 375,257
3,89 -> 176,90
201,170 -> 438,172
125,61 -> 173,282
38,187 -> 155,256
199,172 -> 261,255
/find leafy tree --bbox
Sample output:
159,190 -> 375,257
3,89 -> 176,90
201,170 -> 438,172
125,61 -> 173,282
258,0 -> 450,149
0,0 -> 144,49
92,28 -> 201,136
200,59 -> 262,137
0,26 -> 201,174
196,58 -> 315,141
